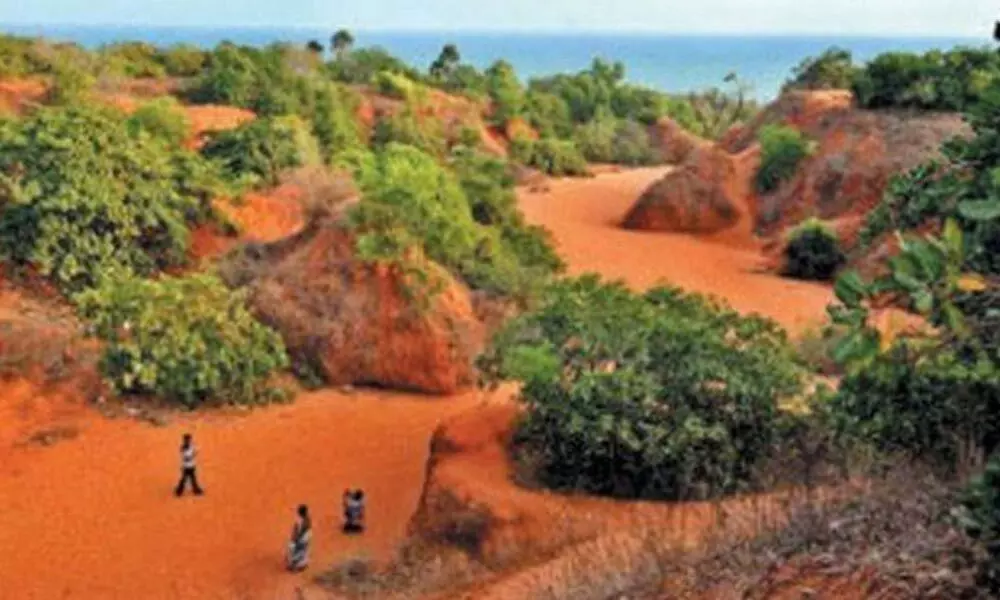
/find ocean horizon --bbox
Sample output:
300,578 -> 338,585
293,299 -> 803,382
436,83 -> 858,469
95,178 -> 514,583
0,24 -> 987,99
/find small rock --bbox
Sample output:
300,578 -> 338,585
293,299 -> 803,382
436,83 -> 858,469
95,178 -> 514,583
124,406 -> 141,418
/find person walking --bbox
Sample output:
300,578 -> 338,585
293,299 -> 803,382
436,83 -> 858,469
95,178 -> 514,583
174,433 -> 204,497
286,504 -> 312,572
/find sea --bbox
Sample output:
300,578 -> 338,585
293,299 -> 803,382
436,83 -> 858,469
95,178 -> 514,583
0,24 -> 988,100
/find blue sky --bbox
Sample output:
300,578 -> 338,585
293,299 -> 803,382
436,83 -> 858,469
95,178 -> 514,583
0,0 -> 995,36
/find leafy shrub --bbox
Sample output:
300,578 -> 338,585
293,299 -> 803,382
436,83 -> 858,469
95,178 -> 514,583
326,46 -> 424,85
784,47 -> 857,92
852,47 -> 1000,111
75,274 -> 289,407
44,61 -> 96,105
126,96 -> 190,146
783,218 -> 845,280
160,44 -> 208,77
755,124 -> 812,194
524,90 -> 574,139
370,104 -> 447,157
509,137 -> 588,177
959,455 -> 1000,593
201,116 -> 320,186
573,112 -> 657,166
0,105 -> 223,293
485,60 -> 525,127
301,81 -> 363,163
345,144 -> 560,299
478,275 -> 803,500
373,70 -> 420,100
98,42 -> 167,78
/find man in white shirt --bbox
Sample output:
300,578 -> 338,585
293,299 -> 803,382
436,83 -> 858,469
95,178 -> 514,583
174,433 -> 204,497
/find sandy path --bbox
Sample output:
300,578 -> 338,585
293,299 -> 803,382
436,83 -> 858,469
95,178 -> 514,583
519,167 -> 837,335
0,387 -> 484,599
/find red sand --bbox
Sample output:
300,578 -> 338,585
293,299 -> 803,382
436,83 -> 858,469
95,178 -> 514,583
1,167 -> 874,598
520,167 -> 836,334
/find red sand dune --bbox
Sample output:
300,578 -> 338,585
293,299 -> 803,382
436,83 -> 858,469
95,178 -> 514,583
1,167 -> 892,599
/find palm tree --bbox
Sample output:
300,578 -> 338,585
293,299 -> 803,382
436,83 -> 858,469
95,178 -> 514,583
306,40 -> 324,55
430,43 -> 461,79
331,29 -> 355,59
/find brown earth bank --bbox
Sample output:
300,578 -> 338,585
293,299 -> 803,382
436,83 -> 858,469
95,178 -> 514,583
625,90 -> 970,274
223,215 -> 484,395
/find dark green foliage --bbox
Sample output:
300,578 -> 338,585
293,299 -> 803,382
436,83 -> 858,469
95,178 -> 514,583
304,82 -> 364,162
524,90 -> 574,138
478,275 -> 803,500
200,116 -> 320,187
0,105 -> 224,293
126,96 -> 190,146
484,60 -> 525,126
509,137 -> 588,176
99,42 -> 167,78
783,218 -> 846,281
573,111 -> 658,166
160,44 -> 208,77
326,46 -> 423,85
755,124 -> 812,194
784,47 -> 858,92
75,274 -> 289,408
959,455 -> 1000,593
852,47 -> 1000,111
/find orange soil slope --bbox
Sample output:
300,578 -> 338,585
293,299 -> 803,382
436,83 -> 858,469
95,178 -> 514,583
520,167 -> 836,334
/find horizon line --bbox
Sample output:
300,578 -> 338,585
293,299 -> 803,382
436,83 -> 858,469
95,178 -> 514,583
0,22 -> 987,40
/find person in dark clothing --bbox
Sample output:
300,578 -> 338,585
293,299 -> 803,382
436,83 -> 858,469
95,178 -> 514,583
174,433 -> 204,497
286,504 -> 312,572
343,488 -> 365,533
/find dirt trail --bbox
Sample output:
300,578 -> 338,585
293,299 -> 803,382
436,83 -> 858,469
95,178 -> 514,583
0,386 -> 486,599
520,167 -> 836,335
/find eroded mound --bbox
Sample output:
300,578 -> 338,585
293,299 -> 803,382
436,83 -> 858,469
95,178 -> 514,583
224,219 -> 484,394
621,143 -> 756,236
647,116 -> 711,165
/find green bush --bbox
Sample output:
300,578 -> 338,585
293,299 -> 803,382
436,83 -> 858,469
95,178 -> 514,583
304,82 -> 363,163
784,47 -> 857,92
524,90 -> 574,138
373,70 -> 420,100
126,97 -> 191,146
783,218 -> 845,281
509,137 -> 588,177
201,116 -> 320,187
44,61 -> 95,106
755,124 -> 812,194
485,60 -> 525,127
0,105 -> 223,293
573,112 -> 657,166
370,105 -> 447,157
345,144 -> 560,299
75,274 -> 289,407
478,275 -> 803,500
852,47 -> 1000,111
98,42 -> 167,78
160,44 -> 208,77
326,46 -> 424,86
